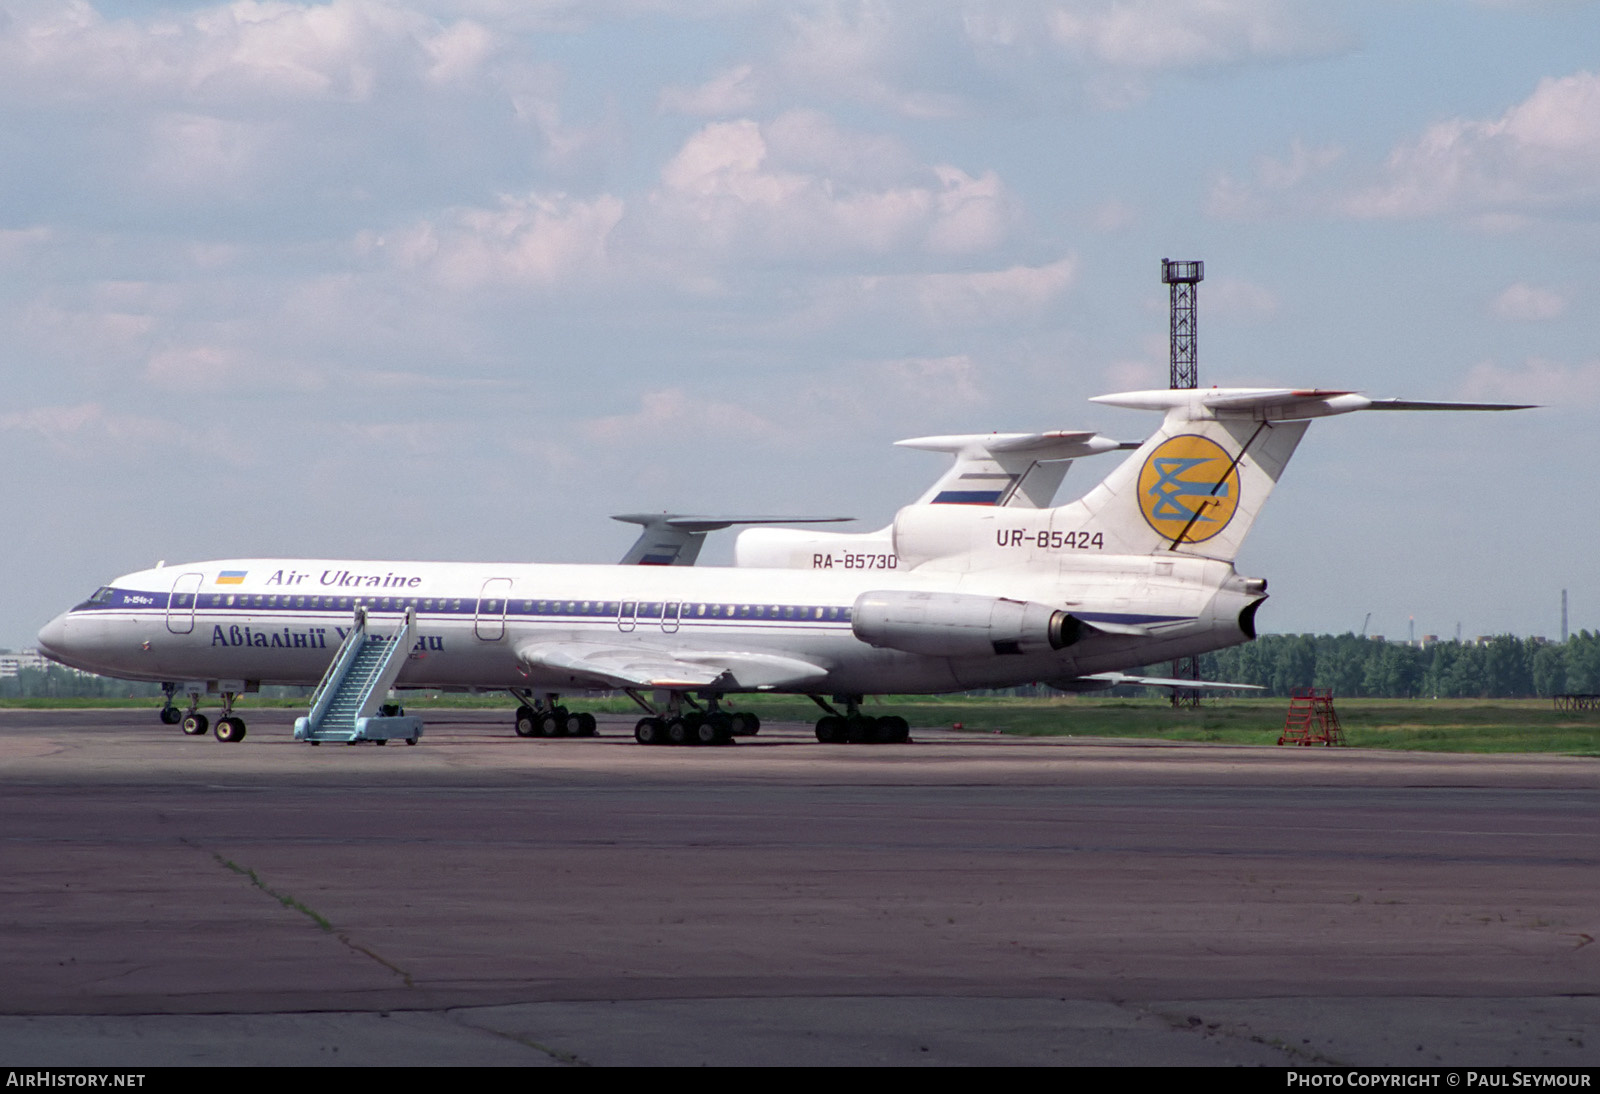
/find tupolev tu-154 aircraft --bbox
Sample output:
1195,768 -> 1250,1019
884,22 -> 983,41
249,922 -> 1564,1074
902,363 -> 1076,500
614,428 -> 1132,567
36,387 -> 1525,745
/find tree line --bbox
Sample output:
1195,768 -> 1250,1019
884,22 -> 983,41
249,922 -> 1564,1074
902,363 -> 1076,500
1190,631 -> 1600,699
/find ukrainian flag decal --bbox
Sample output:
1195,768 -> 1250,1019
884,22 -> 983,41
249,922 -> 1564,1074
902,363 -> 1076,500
1137,434 -> 1241,544
215,570 -> 247,585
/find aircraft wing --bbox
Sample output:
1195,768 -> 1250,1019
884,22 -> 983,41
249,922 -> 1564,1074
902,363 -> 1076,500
1050,672 -> 1265,692
516,640 -> 828,691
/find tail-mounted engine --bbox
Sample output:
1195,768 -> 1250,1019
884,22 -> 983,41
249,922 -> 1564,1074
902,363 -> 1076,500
852,590 -> 1080,658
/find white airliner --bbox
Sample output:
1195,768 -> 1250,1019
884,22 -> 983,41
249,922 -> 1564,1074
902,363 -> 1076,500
733,428 -> 1133,569
615,429 -> 1131,567
36,387 -> 1524,745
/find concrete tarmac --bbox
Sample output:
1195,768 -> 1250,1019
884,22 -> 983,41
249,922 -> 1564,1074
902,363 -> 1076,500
1,707 -> 1596,1067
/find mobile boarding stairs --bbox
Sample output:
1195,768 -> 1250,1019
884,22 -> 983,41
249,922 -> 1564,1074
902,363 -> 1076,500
294,606 -> 424,745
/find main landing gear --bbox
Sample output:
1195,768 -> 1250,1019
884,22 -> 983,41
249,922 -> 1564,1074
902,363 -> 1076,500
509,691 -> 598,739
809,695 -> 910,744
628,690 -> 760,747
161,682 -> 247,743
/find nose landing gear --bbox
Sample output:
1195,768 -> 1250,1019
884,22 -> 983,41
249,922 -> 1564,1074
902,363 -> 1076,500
161,682 -> 247,742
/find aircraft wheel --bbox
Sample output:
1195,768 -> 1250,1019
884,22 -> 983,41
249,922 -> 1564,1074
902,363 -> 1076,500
666,717 -> 692,746
182,713 -> 209,737
514,706 -> 538,737
574,712 -> 597,737
159,706 -> 181,726
635,717 -> 663,745
547,710 -> 570,737
815,715 -> 844,743
695,715 -> 730,746
729,712 -> 760,736
845,715 -> 875,743
882,716 -> 910,743
214,717 -> 245,743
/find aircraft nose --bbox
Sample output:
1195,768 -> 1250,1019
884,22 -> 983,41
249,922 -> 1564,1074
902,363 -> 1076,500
36,612 -> 71,662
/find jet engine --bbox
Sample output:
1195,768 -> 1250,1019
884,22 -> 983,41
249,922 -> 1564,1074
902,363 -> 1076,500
852,590 -> 1080,658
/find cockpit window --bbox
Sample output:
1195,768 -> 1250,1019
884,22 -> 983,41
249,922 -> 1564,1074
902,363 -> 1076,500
71,586 -> 117,612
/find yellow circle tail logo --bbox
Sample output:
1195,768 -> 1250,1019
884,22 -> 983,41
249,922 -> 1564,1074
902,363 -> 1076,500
1137,434 -> 1241,544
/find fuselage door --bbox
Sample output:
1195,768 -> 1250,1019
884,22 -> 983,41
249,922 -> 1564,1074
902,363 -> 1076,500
661,601 -> 682,633
616,600 -> 638,632
166,572 -> 204,634
475,577 -> 513,641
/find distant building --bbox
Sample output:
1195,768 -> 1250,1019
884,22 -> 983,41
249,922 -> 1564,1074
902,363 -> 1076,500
0,649 -> 55,677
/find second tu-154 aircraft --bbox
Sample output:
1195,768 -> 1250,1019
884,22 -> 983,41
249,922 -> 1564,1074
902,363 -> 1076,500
36,386 -> 1524,745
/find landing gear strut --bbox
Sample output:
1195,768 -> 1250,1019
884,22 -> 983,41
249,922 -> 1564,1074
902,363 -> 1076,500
178,687 -> 207,737
158,683 -> 181,725
213,691 -> 246,743
810,695 -> 910,744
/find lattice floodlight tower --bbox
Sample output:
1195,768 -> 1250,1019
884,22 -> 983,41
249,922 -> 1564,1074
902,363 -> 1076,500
1162,259 -> 1203,391
1162,259 -> 1204,706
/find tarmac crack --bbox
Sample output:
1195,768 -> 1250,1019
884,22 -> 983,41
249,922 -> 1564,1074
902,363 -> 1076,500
1139,1002 -> 1343,1066
446,1011 -> 592,1067
194,842 -> 416,989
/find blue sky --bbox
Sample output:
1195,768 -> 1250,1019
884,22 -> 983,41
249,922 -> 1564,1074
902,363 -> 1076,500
3,0 -> 1597,647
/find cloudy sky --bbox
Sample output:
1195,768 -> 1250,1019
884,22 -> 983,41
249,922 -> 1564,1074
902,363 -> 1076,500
3,0 -> 1596,648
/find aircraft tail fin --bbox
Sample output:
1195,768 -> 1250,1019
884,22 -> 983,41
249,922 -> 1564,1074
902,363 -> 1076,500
1050,388 -> 1530,562
896,430 -> 1128,509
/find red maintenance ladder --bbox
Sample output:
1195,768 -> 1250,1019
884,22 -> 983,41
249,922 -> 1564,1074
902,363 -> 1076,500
1279,687 -> 1346,746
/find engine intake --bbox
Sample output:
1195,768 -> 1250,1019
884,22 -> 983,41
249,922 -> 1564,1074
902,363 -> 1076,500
852,591 -> 1079,658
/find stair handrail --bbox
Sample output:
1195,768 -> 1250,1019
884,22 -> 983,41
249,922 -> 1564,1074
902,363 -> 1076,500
352,606 -> 417,723
305,606 -> 369,731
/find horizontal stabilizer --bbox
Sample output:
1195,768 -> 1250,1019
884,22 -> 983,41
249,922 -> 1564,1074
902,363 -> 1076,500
896,430 -> 1120,458
1091,387 -> 1535,421
614,513 -> 854,566
1363,399 -> 1537,412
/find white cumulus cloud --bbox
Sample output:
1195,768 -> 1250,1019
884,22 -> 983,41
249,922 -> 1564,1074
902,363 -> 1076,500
649,112 -> 1011,262
374,191 -> 626,289
1462,356 -> 1600,408
1344,71 -> 1600,221
847,258 -> 1078,327
0,0 -> 497,104
1491,283 -> 1567,322
1049,0 -> 1346,71
0,402 -> 165,454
